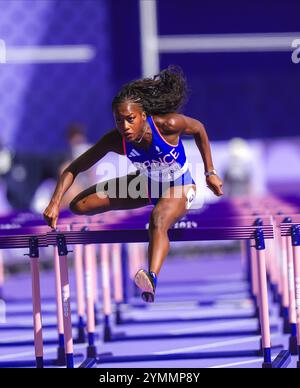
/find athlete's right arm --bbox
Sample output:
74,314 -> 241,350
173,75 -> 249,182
43,129 -> 123,228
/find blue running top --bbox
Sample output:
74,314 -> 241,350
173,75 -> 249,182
123,116 -> 190,182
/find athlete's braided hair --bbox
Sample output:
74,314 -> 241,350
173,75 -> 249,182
112,65 -> 188,115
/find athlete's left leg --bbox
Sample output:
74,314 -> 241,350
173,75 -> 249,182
147,184 -> 197,276
134,183 -> 196,302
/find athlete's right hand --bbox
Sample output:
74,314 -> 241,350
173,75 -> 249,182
43,201 -> 60,229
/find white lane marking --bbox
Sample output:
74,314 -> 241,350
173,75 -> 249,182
0,342 -> 86,361
0,330 -> 57,343
156,333 -> 280,355
209,357 -> 275,369
124,310 -> 254,321
169,318 -> 258,334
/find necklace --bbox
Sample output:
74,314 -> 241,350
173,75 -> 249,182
134,125 -> 147,144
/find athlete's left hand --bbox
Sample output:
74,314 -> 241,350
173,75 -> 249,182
206,175 -> 224,197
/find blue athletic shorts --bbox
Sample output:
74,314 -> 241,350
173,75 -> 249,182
147,169 -> 196,206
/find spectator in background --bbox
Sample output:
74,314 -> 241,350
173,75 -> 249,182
59,123 -> 92,209
31,122 -> 92,212
222,137 -> 253,197
66,122 -> 90,160
0,141 -> 12,214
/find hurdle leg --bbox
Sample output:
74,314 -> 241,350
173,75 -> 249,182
265,239 -> 276,292
269,237 -> 280,303
285,236 -> 298,354
128,243 -> 141,298
250,240 -> 259,318
56,235 -> 74,368
244,240 -> 253,287
255,229 -> 291,368
291,225 -> 300,368
121,244 -> 130,304
0,250 -> 4,299
101,244 -> 112,341
28,238 -> 44,368
84,244 -> 97,358
279,230 -> 290,329
54,247 -> 67,365
255,241 -> 271,366
240,240 -> 249,282
91,245 -> 100,325
112,244 -> 123,324
281,234 -> 291,333
74,244 -> 86,343
275,226 -> 283,306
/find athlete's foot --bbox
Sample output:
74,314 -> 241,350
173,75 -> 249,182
134,269 -> 157,303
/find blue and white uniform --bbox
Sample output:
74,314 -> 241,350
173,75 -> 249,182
123,116 -> 196,206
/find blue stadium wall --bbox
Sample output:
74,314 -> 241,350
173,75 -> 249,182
0,0 -> 299,157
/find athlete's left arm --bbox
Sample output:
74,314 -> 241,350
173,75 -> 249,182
165,114 -> 223,197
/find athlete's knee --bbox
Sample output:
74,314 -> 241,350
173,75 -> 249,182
69,197 -> 86,215
149,207 -> 170,233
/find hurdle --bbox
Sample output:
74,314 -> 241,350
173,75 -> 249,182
280,222 -> 300,368
0,250 -> 4,300
227,196 -> 300,359
115,215 -> 273,325
52,212 -> 288,369
0,201 -> 294,368
73,244 -> 86,343
291,225 -> 300,369
0,223 -> 86,368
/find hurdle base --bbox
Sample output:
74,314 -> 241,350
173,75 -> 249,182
75,327 -> 86,344
270,284 -> 279,303
55,346 -> 66,366
288,336 -> 298,355
87,345 -> 97,359
262,362 -> 272,369
262,350 -> 291,369
79,352 -> 113,369
283,318 -> 291,334
79,358 -> 96,368
103,326 -> 112,342
272,286 -> 280,304
279,305 -> 284,318
94,306 -> 100,326
95,349 -> 281,365
66,353 -> 74,369
258,343 -> 283,356
115,309 -> 122,325
104,330 -> 127,342
271,350 -> 291,369
262,351 -> 291,369
111,332 -> 127,341
104,323 -> 127,341
36,356 -> 44,369
254,306 -> 260,319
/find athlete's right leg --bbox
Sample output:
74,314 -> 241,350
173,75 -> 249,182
69,172 -> 150,215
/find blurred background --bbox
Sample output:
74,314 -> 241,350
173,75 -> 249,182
0,0 -> 299,215
0,1 -> 300,369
